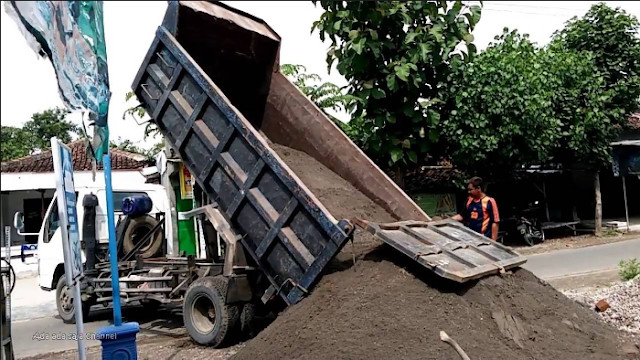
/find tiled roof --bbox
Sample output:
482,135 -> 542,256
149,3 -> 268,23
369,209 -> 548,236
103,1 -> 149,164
1,139 -> 150,173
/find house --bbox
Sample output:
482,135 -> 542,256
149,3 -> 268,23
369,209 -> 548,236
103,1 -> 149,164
1,139 -> 152,255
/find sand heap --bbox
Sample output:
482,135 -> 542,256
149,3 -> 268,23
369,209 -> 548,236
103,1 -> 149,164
233,144 -> 630,360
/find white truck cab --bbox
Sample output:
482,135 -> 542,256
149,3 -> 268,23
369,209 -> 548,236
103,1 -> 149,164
14,184 -> 171,292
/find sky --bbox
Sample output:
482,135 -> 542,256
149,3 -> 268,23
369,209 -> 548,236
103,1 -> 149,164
1,1 -> 639,150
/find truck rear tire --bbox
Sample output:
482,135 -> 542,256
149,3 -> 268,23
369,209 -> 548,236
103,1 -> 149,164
183,276 -> 239,347
56,276 -> 92,324
239,302 -> 256,339
122,215 -> 163,259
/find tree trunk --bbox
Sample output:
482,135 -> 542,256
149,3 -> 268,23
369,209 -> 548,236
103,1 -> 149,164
594,171 -> 602,236
394,166 -> 406,190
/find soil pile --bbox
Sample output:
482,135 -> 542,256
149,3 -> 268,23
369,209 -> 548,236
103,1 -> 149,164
269,143 -> 395,261
233,144 -> 629,360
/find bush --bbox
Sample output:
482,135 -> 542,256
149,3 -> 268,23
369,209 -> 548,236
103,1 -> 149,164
619,258 -> 640,281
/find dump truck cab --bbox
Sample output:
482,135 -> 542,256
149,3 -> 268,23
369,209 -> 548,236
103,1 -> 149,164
13,184 -> 170,292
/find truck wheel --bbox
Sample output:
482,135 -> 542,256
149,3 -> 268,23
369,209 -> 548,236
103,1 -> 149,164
183,276 -> 239,347
56,276 -> 92,324
239,302 -> 256,339
122,215 -> 163,259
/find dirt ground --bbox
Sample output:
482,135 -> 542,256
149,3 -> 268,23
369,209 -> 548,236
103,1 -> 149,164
230,144 -> 636,360
513,231 -> 640,256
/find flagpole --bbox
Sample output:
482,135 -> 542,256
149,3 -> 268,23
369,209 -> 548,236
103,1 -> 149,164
103,151 -> 123,326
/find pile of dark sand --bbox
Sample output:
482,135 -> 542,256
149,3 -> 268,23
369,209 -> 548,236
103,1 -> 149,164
232,144 -> 629,360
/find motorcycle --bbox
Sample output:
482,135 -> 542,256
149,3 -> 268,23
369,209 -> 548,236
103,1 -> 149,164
516,201 -> 545,246
499,201 -> 545,246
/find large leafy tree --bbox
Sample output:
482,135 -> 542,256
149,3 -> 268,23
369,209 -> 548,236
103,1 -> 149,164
549,3 -> 640,234
550,3 -> 640,126
443,30 -> 561,172
24,107 -> 79,152
1,107 -> 79,161
312,1 -> 482,186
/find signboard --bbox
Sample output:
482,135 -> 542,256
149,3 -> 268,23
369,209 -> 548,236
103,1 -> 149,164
180,163 -> 194,199
51,137 -> 86,358
51,138 -> 83,281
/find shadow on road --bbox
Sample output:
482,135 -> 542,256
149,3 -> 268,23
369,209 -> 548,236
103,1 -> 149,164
53,303 -> 186,337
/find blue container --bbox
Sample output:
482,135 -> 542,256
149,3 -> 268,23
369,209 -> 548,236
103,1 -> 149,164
97,322 -> 140,360
121,195 -> 153,217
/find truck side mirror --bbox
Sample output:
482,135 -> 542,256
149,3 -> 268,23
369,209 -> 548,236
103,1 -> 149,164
13,212 -> 25,232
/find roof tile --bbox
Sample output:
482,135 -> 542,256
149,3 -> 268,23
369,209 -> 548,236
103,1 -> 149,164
1,139 -> 150,173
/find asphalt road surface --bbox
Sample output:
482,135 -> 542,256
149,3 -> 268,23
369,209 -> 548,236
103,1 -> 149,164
11,304 -> 186,358
522,237 -> 640,280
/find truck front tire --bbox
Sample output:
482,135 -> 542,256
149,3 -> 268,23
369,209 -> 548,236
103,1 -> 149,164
55,276 -> 92,324
183,276 -> 239,347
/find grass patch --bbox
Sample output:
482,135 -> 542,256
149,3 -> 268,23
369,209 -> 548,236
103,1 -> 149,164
619,258 -> 640,281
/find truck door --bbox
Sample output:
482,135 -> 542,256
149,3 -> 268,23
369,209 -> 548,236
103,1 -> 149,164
37,198 -> 63,289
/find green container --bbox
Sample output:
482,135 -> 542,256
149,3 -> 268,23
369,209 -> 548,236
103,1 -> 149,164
175,187 -> 196,255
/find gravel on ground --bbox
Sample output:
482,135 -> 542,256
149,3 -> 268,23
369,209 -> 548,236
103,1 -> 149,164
563,275 -> 640,335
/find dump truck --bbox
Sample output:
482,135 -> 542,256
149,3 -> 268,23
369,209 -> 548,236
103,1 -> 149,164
118,0 -> 526,347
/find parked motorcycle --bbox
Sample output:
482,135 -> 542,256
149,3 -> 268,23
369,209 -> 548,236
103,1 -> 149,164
500,201 -> 545,246
516,201 -> 545,246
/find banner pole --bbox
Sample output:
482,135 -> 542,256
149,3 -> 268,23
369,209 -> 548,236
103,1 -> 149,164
103,152 -> 122,326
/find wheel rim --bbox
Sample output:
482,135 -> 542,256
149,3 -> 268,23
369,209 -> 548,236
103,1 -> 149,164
60,285 -> 74,313
191,293 -> 217,334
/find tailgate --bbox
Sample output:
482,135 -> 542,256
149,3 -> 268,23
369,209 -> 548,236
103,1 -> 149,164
354,219 -> 527,282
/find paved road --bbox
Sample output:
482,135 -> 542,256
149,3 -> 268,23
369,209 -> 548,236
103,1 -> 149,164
6,274 -> 184,358
522,238 -> 640,280
11,304 -> 186,358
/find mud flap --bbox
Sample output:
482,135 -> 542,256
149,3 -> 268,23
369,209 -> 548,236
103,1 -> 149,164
226,275 -> 253,305
353,219 -> 527,283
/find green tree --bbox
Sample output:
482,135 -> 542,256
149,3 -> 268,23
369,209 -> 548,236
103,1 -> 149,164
312,1 -> 482,186
1,126 -> 32,161
24,107 -> 79,152
549,3 -> 639,234
1,107 -> 79,162
444,30 -> 562,172
550,2 -> 640,125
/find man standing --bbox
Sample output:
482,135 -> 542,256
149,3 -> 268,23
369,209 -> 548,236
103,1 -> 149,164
452,177 -> 500,241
